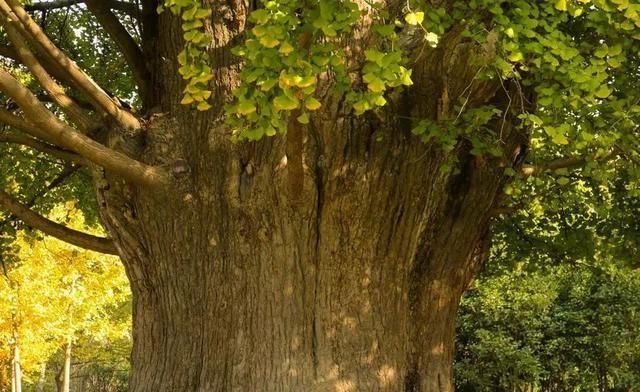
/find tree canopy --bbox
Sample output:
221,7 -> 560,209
0,0 -> 639,391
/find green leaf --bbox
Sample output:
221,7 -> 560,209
594,45 -> 608,58
273,95 -> 299,111
297,112 -> 310,124
508,52 -> 524,62
197,101 -> 212,111
304,97 -> 322,111
595,85 -> 612,99
405,12 -> 425,25
364,49 -> 385,65
237,100 -> 256,115
367,78 -> 386,93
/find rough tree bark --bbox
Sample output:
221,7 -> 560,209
94,4 -> 526,391
0,1 -> 529,391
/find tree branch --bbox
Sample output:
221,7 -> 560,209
1,17 -> 96,132
0,0 -> 141,130
520,152 -> 615,177
0,69 -> 170,187
0,164 -> 80,229
25,0 -> 84,11
85,0 -> 150,106
0,132 -> 89,165
0,107 -> 60,142
0,188 -> 118,254
0,43 -> 84,93
25,0 -> 140,19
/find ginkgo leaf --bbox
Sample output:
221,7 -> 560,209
405,11 -> 425,25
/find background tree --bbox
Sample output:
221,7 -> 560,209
0,0 -> 638,391
0,204 -> 131,392
456,180 -> 640,392
456,263 -> 640,392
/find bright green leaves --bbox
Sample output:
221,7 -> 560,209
405,11 -> 425,25
402,4 -> 451,48
458,0 -> 640,171
273,93 -> 300,111
348,49 -> 412,115
227,0 -> 457,141
554,0 -> 568,11
344,3 -> 452,117
159,0 -> 213,111
226,0 -> 361,141
411,106 -> 504,159
543,124 -> 571,145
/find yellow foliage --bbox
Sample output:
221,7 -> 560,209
0,203 -> 130,385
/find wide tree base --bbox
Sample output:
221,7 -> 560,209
98,116 -> 509,392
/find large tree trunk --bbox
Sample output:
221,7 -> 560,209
99,114 -> 514,392
95,3 -> 523,392
102,135 -> 501,392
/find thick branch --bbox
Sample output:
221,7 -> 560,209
0,43 -> 83,92
0,188 -> 118,254
0,107 -> 59,143
0,165 -> 80,229
520,152 -> 614,177
25,0 -> 140,18
0,132 -> 89,165
1,0 -> 141,130
1,17 -> 96,132
25,0 -> 84,11
85,0 -> 150,105
0,69 -> 170,187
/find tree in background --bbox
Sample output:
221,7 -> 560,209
0,0 -> 638,390
456,179 -> 640,392
456,265 -> 640,392
0,204 -> 130,392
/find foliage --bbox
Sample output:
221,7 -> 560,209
158,0 -> 213,111
456,263 -> 640,392
0,1 -> 640,389
226,0 -> 362,140
0,205 -> 131,390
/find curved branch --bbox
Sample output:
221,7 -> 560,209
520,152 -> 615,177
1,17 -> 96,132
1,0 -> 141,130
0,165 -> 79,225
0,69 -> 170,187
0,43 -> 83,93
0,165 -> 79,228
85,0 -> 150,105
25,0 -> 84,11
0,188 -> 118,254
25,0 -> 140,18
0,132 -> 89,165
0,107 -> 60,142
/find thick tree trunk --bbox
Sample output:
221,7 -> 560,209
99,113 -> 514,392
94,3 -> 524,392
